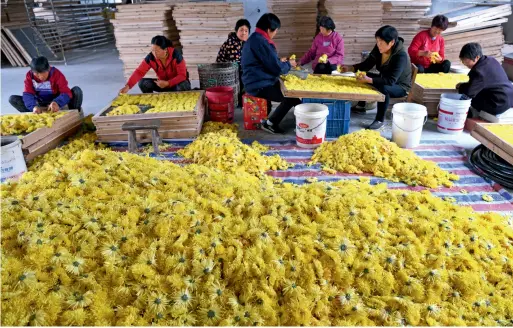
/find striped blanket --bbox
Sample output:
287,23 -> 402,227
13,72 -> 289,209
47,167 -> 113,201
107,139 -> 513,215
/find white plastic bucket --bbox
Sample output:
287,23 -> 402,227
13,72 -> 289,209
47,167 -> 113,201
294,103 -> 329,148
392,103 -> 428,148
1,137 -> 27,183
437,93 -> 472,134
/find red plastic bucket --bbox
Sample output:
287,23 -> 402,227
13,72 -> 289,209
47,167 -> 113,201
206,86 -> 234,123
206,86 -> 233,104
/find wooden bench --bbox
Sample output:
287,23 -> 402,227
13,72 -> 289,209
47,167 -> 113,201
121,120 -> 162,154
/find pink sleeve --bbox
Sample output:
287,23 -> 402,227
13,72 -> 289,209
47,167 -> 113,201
408,32 -> 423,64
328,32 -> 344,65
300,34 -> 319,65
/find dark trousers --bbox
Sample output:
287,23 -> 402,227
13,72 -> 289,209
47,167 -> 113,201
417,60 -> 451,74
253,81 -> 301,126
375,84 -> 408,121
138,78 -> 191,93
9,86 -> 83,112
313,62 -> 338,75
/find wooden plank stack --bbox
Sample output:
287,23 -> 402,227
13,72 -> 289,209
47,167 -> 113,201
92,91 -> 206,142
3,110 -> 83,162
420,4 -> 511,63
113,2 -> 183,80
382,0 -> 432,48
1,0 -> 32,67
324,0 -> 383,65
173,2 -> 244,81
267,0 -> 318,58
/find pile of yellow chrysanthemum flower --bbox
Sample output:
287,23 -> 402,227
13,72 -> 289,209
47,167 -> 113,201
106,104 -> 140,116
415,73 -> 469,89
178,126 -> 291,176
311,130 -> 459,188
1,112 -> 67,135
2,142 -> 513,326
282,74 -> 380,95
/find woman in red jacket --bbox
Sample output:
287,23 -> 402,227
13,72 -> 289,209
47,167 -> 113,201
119,35 -> 191,94
408,15 -> 451,73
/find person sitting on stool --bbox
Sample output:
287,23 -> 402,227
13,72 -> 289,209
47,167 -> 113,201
9,56 -> 83,113
299,16 -> 344,75
408,15 -> 451,74
457,42 -> 513,118
120,35 -> 191,94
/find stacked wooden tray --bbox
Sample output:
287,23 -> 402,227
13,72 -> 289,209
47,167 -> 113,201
93,91 -> 206,142
324,0 -> 382,65
267,0 -> 317,58
113,2 -> 183,80
471,123 -> 513,166
382,0 -> 432,48
173,2 -> 244,81
410,82 -> 459,117
3,110 -> 83,162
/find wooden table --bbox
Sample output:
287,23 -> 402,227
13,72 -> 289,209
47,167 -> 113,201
280,77 -> 386,102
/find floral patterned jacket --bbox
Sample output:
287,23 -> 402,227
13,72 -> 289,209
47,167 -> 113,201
216,32 -> 244,64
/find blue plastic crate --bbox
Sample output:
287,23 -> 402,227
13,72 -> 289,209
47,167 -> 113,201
302,98 -> 351,120
326,119 -> 350,138
302,98 -> 351,137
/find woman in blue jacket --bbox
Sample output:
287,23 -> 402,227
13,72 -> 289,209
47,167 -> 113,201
241,13 -> 301,134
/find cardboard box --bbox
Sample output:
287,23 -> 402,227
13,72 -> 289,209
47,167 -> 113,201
243,95 -> 268,130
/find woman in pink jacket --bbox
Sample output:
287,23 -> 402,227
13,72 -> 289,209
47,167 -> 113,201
300,16 -> 344,74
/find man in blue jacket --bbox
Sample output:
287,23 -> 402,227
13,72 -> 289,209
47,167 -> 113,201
242,13 -> 301,134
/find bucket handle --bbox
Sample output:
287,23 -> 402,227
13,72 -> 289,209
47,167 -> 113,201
391,112 -> 427,133
296,117 -> 327,133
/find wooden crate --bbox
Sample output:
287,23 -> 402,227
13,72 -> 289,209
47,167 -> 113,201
280,77 -> 385,102
93,91 -> 206,142
471,123 -> 513,165
410,83 -> 460,117
1,110 -> 82,161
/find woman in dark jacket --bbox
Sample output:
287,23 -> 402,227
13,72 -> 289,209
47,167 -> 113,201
457,42 -> 513,116
241,13 -> 301,134
341,26 -> 412,130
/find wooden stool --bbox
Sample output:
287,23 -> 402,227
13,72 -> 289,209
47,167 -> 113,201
121,120 -> 162,155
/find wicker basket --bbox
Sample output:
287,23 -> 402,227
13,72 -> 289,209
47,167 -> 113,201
198,63 -> 238,88
198,62 -> 240,107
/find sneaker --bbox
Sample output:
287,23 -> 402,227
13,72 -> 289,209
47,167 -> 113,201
261,121 -> 285,134
366,120 -> 384,130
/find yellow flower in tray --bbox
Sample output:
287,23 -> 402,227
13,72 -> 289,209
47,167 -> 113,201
311,130 -> 459,188
282,74 -> 380,95
106,104 -> 140,116
415,73 -> 469,89
0,112 -> 67,135
484,124 -> 513,145
355,70 -> 366,79
110,92 -> 201,114
2,134 -> 513,326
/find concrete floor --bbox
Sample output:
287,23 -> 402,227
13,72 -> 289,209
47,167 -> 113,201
1,47 -> 480,151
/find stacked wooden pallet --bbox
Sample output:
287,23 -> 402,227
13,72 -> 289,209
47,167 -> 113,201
113,2 -> 183,80
93,91 -> 206,142
1,0 -> 31,67
382,0 -> 432,48
267,0 -> 317,58
420,4 -> 511,63
324,0 -> 383,64
173,2 -> 244,81
3,110 -> 83,162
